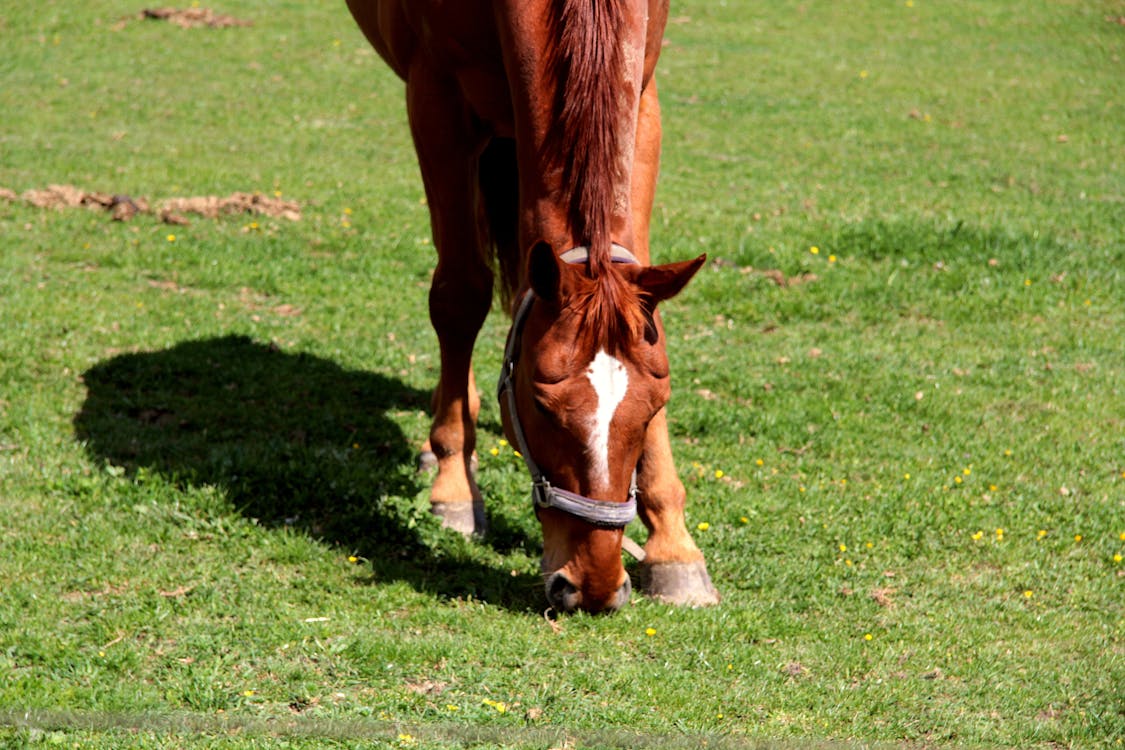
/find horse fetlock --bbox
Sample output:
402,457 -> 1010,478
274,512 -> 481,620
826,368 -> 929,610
418,448 -> 477,475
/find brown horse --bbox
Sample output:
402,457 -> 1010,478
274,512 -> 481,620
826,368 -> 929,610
346,0 -> 719,613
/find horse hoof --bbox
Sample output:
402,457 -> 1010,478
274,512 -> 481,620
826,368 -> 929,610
639,561 -> 720,607
431,501 -> 487,538
417,450 -> 438,473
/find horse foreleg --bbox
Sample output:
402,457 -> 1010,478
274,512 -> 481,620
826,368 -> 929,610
636,407 -> 720,605
425,272 -> 489,537
406,63 -> 491,537
418,372 -> 481,477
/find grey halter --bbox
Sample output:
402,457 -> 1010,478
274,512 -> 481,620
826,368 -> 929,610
497,244 -> 640,529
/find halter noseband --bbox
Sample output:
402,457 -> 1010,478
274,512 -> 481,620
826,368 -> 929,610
497,244 -> 640,529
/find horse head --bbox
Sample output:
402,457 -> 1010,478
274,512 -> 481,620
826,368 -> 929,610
500,242 -> 705,613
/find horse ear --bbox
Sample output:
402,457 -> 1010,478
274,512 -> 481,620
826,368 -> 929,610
528,241 -> 561,302
637,254 -> 707,304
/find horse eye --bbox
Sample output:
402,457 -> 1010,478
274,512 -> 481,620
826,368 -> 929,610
531,392 -> 556,420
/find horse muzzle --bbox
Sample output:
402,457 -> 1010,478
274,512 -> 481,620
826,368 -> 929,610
545,570 -> 632,614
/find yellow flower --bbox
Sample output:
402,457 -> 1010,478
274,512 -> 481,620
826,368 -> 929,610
347,555 -> 358,564
1113,554 -> 1122,564
963,467 -> 972,476
498,439 -> 509,447
864,633 -> 873,641
697,522 -> 710,531
343,207 -> 353,215
828,255 -> 837,263
971,531 -> 983,541
1037,529 -> 1048,540
482,698 -> 507,713
489,447 -> 499,456
838,543 -> 847,553
904,473 -> 911,480
1074,534 -> 1082,543
446,704 -> 459,711
1004,449 -> 1013,457
513,450 -> 522,458
645,627 -> 656,636
166,234 -> 176,242
1119,532 -> 1125,541
714,469 -> 724,479
810,246 -> 820,255
1023,590 -> 1033,599
755,459 -> 764,467
954,476 -> 962,484
242,690 -> 255,697
859,70 -> 869,79
989,484 -> 998,492
739,516 -> 749,524
865,541 -> 874,549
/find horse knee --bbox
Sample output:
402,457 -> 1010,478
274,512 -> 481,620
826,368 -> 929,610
429,267 -> 493,341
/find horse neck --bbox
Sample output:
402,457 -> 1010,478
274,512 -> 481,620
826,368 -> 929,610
501,0 -> 654,270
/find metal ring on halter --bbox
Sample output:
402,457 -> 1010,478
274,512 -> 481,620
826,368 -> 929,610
497,244 -> 640,529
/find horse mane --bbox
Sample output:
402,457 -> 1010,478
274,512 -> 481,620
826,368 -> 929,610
546,0 -> 646,352
547,0 -> 628,279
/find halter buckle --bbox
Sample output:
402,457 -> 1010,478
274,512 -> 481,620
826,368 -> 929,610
531,479 -> 554,509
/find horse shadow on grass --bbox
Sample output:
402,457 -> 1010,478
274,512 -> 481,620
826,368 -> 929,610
73,335 -> 543,612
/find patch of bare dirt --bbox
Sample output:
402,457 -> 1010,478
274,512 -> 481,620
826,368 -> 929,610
404,679 -> 448,696
870,586 -> 896,608
160,192 -> 300,222
2,184 -> 300,224
140,7 -> 251,29
756,269 -> 819,287
783,661 -> 809,678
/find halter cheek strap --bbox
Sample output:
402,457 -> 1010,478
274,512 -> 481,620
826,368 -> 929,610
497,244 -> 639,529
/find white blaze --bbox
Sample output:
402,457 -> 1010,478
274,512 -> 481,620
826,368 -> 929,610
585,349 -> 629,491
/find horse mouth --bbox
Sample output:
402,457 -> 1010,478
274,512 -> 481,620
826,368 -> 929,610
544,570 -> 632,614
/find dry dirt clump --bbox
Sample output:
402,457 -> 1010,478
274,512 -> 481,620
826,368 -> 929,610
140,7 -> 252,29
6,184 -> 151,221
757,268 -> 818,287
1,184 -> 300,224
159,192 -> 301,223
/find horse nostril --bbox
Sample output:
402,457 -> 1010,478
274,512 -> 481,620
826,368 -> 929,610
615,574 -> 633,610
545,572 -> 580,613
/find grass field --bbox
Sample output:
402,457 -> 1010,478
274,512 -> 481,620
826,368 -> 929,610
2,0 -> 1123,747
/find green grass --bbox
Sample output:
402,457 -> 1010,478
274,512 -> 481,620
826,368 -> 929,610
2,0 -> 1123,747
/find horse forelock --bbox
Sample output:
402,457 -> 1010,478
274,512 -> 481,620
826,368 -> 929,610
547,0 -> 631,277
569,269 -> 649,356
